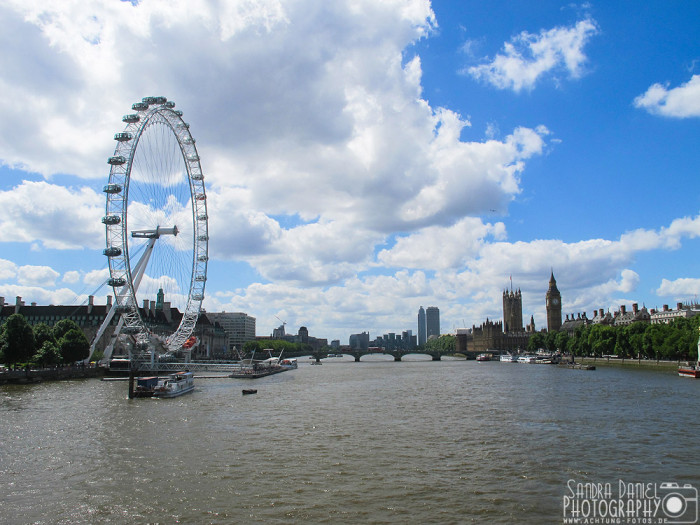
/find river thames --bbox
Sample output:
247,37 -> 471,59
1,357 -> 698,524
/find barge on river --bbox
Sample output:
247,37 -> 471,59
132,372 -> 195,398
229,358 -> 289,379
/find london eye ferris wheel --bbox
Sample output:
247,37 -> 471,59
94,96 -> 208,362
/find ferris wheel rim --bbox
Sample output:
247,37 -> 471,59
102,96 -> 208,353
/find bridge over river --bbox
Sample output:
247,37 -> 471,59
116,350 -> 477,373
266,348 -> 477,363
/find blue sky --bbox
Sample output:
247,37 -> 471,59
0,0 -> 699,343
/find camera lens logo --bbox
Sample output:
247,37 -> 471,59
659,483 -> 698,524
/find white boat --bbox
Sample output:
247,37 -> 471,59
476,353 -> 491,361
279,358 -> 298,369
518,355 -> 537,364
154,371 -> 195,398
500,354 -> 517,362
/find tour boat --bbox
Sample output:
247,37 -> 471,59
500,354 -> 518,362
476,353 -> 491,361
678,366 -> 700,378
154,371 -> 195,397
518,355 -> 537,364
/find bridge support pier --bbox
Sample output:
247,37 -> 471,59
394,355 -> 401,361
354,355 -> 361,362
432,354 -> 441,361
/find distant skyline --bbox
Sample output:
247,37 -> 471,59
0,1 -> 699,343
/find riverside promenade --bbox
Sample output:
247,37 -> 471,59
0,365 -> 103,384
571,356 -> 681,372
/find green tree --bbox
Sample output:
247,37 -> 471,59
645,323 -> 672,360
424,335 -> 455,353
626,322 -> 647,358
569,325 -> 589,357
554,331 -> 570,353
34,341 -> 62,367
0,313 -> 35,366
588,325 -> 616,357
58,328 -> 90,364
53,319 -> 80,341
33,323 -> 56,350
544,330 -> 558,351
614,329 -> 632,359
527,332 -> 545,353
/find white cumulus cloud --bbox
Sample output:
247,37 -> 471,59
466,18 -> 599,92
634,74 -> 700,118
17,265 -> 60,287
0,181 -> 103,250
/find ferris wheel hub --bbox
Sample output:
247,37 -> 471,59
131,225 -> 179,239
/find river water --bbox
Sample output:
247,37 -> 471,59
1,357 -> 698,524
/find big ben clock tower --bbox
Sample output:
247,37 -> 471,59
546,271 -> 562,332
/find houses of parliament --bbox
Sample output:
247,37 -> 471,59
456,272 -> 562,354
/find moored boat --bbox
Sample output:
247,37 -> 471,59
133,376 -> 159,397
132,372 -> 195,398
229,358 -> 287,379
476,353 -> 491,361
500,354 -> 517,362
518,355 -> 537,364
678,364 -> 700,378
154,371 -> 195,398
279,358 -> 298,369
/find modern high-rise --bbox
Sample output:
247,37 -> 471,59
349,331 -> 370,351
206,312 -> 256,353
426,306 -> 440,340
417,306 -> 426,346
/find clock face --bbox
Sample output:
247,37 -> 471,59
552,298 -> 559,305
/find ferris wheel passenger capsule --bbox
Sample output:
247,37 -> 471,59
108,277 -> 127,287
132,102 -> 148,111
102,215 -> 121,225
103,184 -> 122,194
108,155 -> 126,165
103,246 -> 122,257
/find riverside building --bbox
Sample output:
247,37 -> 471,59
417,306 -> 426,346
426,306 -> 440,340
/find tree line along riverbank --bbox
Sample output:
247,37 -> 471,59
0,314 -> 91,371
